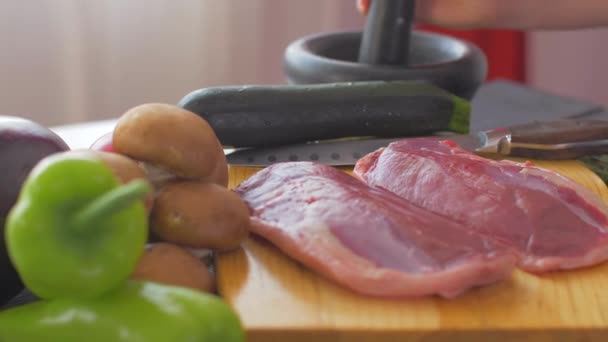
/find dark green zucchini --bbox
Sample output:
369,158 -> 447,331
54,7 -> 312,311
178,80 -> 470,148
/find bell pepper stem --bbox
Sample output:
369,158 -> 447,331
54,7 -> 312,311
73,179 -> 151,229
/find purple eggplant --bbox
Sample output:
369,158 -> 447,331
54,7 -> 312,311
0,116 -> 70,307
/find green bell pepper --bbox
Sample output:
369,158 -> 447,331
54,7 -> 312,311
0,280 -> 245,342
5,151 -> 150,299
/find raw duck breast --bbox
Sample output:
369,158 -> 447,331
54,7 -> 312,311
234,162 -> 516,298
354,138 -> 608,273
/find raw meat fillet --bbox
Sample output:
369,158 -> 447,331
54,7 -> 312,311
354,138 -> 608,273
234,162 -> 516,298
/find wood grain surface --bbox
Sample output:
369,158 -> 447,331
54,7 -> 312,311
217,160 -> 608,342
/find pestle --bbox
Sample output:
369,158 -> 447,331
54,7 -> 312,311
358,0 -> 415,66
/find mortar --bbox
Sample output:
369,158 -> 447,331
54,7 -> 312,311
284,30 -> 487,100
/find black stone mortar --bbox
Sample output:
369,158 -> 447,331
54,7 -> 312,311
284,30 -> 488,100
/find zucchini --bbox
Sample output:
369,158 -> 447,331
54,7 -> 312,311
178,80 -> 470,148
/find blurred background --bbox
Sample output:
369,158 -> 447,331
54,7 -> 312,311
1,0 -> 607,127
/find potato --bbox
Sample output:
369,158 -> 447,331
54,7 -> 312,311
112,103 -> 226,182
197,137 -> 229,188
95,151 -> 146,184
208,146 -> 229,187
130,243 -> 214,293
68,150 -> 155,212
151,180 -> 250,250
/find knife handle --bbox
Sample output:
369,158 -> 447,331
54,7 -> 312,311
178,81 -> 470,148
510,119 -> 608,144
506,119 -> 608,159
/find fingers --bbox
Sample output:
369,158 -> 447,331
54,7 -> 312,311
414,0 -> 502,29
356,0 -> 608,30
356,0 -> 500,29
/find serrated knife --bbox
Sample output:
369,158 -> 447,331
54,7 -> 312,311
226,117 -> 608,166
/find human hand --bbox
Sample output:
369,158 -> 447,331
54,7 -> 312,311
357,0 -> 608,30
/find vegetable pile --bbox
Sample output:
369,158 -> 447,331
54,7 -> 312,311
92,103 -> 251,289
0,105 -> 248,341
98,104 -> 250,247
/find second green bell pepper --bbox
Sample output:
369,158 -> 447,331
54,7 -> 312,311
0,280 -> 245,341
5,151 -> 150,300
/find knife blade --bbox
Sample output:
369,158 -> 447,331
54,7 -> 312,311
226,118 -> 608,167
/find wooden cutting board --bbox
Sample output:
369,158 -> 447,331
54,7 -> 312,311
217,159 -> 608,342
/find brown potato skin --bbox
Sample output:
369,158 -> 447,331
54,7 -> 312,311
113,103 -> 226,181
208,154 -> 229,187
95,151 -> 154,213
69,150 -> 154,212
130,243 -> 214,293
151,181 -> 250,250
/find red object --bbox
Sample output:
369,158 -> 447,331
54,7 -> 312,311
89,131 -> 115,152
419,26 -> 527,82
